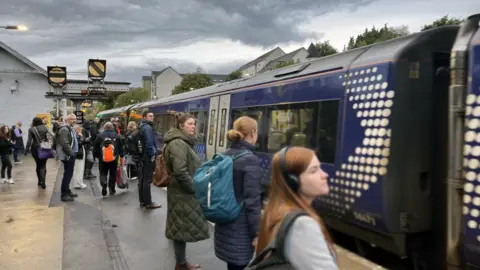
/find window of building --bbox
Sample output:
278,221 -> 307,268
266,100 -> 339,164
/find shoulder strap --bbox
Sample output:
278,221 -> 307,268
274,210 -> 309,258
32,127 -> 42,143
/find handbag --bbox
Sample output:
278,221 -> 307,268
33,127 -> 54,159
86,150 -> 94,162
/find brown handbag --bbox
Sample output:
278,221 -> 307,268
153,149 -> 171,188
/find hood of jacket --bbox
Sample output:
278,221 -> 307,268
102,130 -> 117,138
163,128 -> 195,146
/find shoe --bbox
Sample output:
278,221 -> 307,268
61,195 -> 74,202
74,184 -> 87,189
40,182 -> 46,189
144,202 -> 162,209
68,191 -> 78,198
109,188 -> 116,195
7,179 -> 14,184
1,178 -> 6,184
101,185 -> 107,196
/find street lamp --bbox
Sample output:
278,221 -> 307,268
1,25 -> 28,31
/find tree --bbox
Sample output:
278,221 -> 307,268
114,87 -> 149,107
315,41 -> 338,57
227,70 -> 242,81
347,24 -> 410,50
172,73 -> 213,95
273,60 -> 295,70
421,15 -> 464,31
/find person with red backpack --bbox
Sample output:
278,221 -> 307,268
93,121 -> 124,197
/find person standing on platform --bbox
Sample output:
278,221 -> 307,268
93,122 -> 123,196
164,113 -> 209,270
56,114 -> 79,202
138,111 -> 162,209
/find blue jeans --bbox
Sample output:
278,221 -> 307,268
61,158 -> 76,196
13,147 -> 21,162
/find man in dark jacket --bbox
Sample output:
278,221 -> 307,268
138,110 -> 161,209
93,122 -> 124,196
56,114 -> 79,202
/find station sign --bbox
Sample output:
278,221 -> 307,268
87,59 -> 107,80
74,110 -> 84,124
47,66 -> 67,87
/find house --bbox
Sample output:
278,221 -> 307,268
0,40 -> 53,143
237,47 -> 285,77
306,42 -> 321,59
151,67 -> 229,100
260,47 -> 309,72
142,76 -> 152,93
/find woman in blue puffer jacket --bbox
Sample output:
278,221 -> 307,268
214,116 -> 263,270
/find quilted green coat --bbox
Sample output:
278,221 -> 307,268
163,128 -> 210,242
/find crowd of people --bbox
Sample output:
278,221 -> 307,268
0,110 -> 338,270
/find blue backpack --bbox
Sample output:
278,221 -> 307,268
193,150 -> 251,224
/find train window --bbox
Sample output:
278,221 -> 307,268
230,108 -> 265,151
190,111 -> 208,144
154,114 -> 176,137
208,109 -> 216,145
266,100 -> 339,164
218,109 -> 227,147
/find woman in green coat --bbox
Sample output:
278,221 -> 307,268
163,113 -> 209,270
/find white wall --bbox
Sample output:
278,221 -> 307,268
153,68 -> 183,99
0,48 -> 53,144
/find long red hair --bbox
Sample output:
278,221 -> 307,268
256,147 -> 334,253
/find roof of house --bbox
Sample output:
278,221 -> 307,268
306,42 -> 321,58
151,66 -> 179,78
142,76 -> 152,80
0,40 -> 47,77
238,46 -> 285,71
260,47 -> 307,72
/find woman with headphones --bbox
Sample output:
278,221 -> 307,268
250,146 -> 338,270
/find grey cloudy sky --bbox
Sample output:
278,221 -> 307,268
0,0 -> 477,86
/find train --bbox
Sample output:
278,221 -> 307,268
97,14 -> 480,270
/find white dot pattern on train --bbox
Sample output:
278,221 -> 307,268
463,94 -> 480,242
319,66 -> 393,216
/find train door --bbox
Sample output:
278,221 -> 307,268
205,94 -> 231,160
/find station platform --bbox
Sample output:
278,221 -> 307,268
0,156 -> 386,270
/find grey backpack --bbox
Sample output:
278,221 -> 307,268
245,210 -> 308,270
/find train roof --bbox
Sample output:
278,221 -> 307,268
97,104 -> 135,116
124,25 -> 458,111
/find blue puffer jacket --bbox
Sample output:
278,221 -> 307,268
214,140 -> 263,266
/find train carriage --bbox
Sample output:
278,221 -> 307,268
97,14 -> 480,270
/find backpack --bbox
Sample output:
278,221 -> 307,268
193,150 -> 250,224
101,137 -> 116,162
245,210 -> 308,270
126,130 -> 142,155
154,145 -> 171,188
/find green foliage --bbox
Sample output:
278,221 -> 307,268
172,73 -> 213,95
347,24 -> 410,50
227,70 -> 243,81
421,15 -> 464,31
315,41 -> 338,57
114,88 -> 149,107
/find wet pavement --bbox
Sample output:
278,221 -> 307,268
0,157 -> 63,270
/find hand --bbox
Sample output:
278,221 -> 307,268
252,237 -> 258,247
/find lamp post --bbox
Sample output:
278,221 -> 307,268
1,25 -> 28,31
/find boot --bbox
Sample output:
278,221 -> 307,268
174,263 -> 201,270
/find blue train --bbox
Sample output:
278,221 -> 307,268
97,14 -> 480,270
